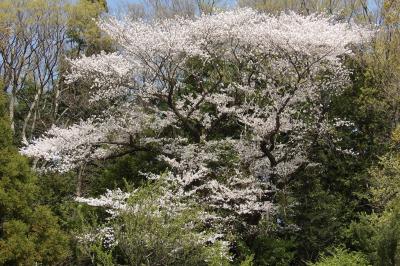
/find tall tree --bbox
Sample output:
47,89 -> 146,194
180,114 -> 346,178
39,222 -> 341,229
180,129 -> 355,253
67,0 -> 111,57
22,9 -> 369,257
0,0 -> 67,136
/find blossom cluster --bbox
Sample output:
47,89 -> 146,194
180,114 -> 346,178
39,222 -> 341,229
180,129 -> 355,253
22,9 -> 370,231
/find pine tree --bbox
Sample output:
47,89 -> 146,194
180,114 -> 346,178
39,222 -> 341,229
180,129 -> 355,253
0,91 -> 70,265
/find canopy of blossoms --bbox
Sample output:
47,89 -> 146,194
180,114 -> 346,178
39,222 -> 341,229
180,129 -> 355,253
21,8 -> 370,228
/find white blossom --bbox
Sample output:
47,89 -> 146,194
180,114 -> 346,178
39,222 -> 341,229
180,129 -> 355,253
22,9 -> 370,229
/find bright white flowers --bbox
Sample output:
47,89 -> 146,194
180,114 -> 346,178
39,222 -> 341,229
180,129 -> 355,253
22,8 -> 370,231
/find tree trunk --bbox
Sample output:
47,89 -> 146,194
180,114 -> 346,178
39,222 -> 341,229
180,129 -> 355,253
22,86 -> 41,144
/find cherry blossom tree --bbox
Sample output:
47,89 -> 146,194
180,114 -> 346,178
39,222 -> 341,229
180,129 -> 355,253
21,8 -> 369,231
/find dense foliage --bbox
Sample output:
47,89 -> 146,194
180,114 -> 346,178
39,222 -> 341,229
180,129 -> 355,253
0,91 -> 70,265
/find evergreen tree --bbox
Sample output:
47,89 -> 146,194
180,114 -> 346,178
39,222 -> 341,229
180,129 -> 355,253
0,91 -> 70,265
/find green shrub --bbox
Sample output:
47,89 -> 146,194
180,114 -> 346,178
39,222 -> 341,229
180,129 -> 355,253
0,92 -> 71,265
308,247 -> 370,266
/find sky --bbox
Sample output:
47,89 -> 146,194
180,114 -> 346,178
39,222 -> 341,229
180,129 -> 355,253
106,0 -> 380,16
106,0 -> 237,14
107,0 -> 137,9
107,0 -> 137,14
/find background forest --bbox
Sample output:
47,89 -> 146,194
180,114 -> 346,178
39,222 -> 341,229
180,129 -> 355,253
1,0 -> 400,265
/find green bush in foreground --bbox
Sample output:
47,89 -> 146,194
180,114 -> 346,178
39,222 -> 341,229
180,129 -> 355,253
308,247 -> 370,266
0,92 -> 70,265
